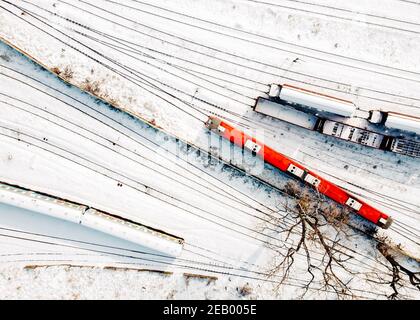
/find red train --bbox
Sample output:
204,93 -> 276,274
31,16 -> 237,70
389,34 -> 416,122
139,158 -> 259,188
205,116 -> 392,229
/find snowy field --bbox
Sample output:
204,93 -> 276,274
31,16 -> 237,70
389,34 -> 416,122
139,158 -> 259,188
0,0 -> 419,299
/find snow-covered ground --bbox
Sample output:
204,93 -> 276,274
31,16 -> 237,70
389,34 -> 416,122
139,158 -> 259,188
0,264 -> 273,300
0,0 -> 419,299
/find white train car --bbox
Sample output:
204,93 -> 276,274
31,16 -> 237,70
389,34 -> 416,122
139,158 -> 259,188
0,182 -> 86,223
385,113 -> 420,135
82,209 -> 184,257
255,97 -> 420,157
270,84 -> 420,135
0,182 -> 184,256
262,84 -> 420,156
268,84 -> 388,125
254,98 -> 319,130
269,84 -> 356,118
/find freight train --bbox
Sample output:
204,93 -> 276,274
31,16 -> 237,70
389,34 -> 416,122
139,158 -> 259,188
256,84 -> 420,158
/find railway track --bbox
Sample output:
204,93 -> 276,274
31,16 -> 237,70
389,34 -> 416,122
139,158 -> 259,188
1,225 -> 403,299
0,2 -> 416,244
76,0 -> 420,82
2,62 -> 416,276
3,123 -> 385,275
13,0 -> 420,112
1,67 -> 418,298
234,0 -> 420,35
1,0 -> 418,298
0,61 -> 406,274
0,2 -> 416,232
8,2 -> 420,170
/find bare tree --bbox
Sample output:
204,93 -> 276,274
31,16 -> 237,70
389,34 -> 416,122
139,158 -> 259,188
263,181 -> 420,299
265,180 -> 358,299
372,243 -> 420,300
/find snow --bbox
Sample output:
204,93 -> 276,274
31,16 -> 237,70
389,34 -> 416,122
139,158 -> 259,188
0,0 -> 419,299
0,265 -> 274,300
